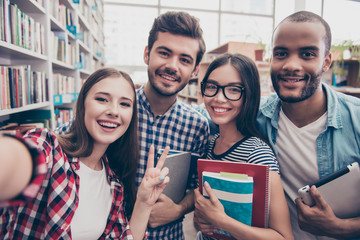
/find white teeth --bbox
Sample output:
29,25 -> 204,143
284,79 -> 302,82
161,75 -> 175,81
214,108 -> 228,113
99,121 -> 117,128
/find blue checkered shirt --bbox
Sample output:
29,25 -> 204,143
137,86 -> 209,240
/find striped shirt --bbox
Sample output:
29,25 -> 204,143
137,86 -> 209,240
200,134 -> 279,240
206,134 -> 279,173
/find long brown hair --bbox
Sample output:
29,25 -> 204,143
201,53 -> 265,141
58,67 -> 139,215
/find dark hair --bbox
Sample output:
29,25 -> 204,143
201,53 -> 264,140
276,11 -> 332,54
58,67 -> 138,216
147,11 -> 206,67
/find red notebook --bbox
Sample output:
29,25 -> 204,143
197,159 -> 270,239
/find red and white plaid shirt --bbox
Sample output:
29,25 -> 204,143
0,128 -> 135,239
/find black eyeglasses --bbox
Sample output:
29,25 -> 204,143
201,81 -> 245,101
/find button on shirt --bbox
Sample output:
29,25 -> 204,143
136,86 -> 209,240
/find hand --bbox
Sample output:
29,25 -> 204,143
194,182 -> 226,230
295,185 -> 341,237
137,145 -> 170,207
148,193 -> 182,228
193,188 -> 217,235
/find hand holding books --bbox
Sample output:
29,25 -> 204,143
195,159 -> 270,240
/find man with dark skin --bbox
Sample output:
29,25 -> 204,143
257,11 -> 360,239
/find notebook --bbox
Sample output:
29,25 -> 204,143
298,161 -> 360,219
156,150 -> 192,204
202,171 -> 254,239
198,159 -> 270,240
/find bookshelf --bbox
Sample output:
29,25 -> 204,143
0,0 -> 104,130
179,42 -> 273,106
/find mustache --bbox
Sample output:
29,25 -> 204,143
279,73 -> 307,79
155,69 -> 180,80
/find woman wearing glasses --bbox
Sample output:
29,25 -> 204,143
193,53 -> 294,240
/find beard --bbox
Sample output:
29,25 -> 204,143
147,68 -> 187,97
271,69 -> 323,103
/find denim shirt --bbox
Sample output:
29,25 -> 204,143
257,83 -> 360,178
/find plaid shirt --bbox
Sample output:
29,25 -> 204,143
0,128 -> 134,240
136,86 -> 209,240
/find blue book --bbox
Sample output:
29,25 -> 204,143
202,171 -> 254,239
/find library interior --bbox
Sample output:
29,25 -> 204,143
1,0 -> 360,239
1,0 -> 360,132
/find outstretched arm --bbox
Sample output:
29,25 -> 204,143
0,135 -> 33,201
129,145 -> 170,240
295,185 -> 360,238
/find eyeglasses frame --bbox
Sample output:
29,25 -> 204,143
201,81 -> 245,101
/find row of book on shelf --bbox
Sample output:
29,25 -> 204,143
0,0 -> 45,54
51,31 -> 76,65
0,65 -> 48,110
0,109 -> 51,135
50,0 -> 75,30
53,73 -> 76,95
55,108 -> 73,128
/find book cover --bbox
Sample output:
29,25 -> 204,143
156,150 -> 192,204
198,159 -> 270,234
202,171 -> 254,239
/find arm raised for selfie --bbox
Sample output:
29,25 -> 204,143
0,135 -> 33,201
130,145 -> 170,240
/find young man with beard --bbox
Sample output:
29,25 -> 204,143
57,11 -> 210,239
256,11 -> 360,240
137,11 -> 209,239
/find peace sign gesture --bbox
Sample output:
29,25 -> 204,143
137,145 -> 170,206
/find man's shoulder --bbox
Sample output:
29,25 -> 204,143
176,102 -> 209,123
325,84 -> 360,112
260,93 -> 279,108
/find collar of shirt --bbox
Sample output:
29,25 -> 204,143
137,85 -> 178,119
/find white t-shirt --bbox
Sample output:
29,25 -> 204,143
71,160 -> 113,240
277,108 -> 337,240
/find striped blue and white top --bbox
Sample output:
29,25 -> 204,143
206,134 -> 279,173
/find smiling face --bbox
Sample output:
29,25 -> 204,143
144,31 -> 199,97
204,64 -> 244,128
84,76 -> 135,148
271,21 -> 331,103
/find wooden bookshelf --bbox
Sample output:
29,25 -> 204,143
0,0 -> 105,129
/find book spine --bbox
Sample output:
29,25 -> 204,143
4,0 -> 11,43
264,166 -> 270,228
0,66 -> 2,110
5,66 -> 10,109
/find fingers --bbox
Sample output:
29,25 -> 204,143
295,197 -> 307,217
203,181 -> 219,204
157,167 -> 170,188
310,185 -> 326,208
155,146 -> 169,170
194,188 -> 202,199
157,176 -> 170,189
146,145 -> 155,170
